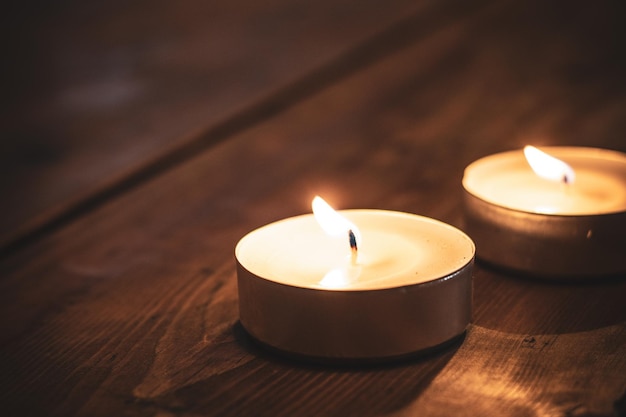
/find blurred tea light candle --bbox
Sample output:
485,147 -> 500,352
463,146 -> 626,278
236,196 -> 474,360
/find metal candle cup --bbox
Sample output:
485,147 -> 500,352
463,147 -> 626,278
236,209 -> 474,361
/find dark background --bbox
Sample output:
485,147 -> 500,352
1,1 -> 625,416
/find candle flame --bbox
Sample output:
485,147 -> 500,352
312,196 -> 362,250
524,146 -> 575,184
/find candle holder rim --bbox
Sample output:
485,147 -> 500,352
235,209 -> 476,291
461,188 -> 626,218
465,146 -> 626,169
237,208 -> 476,245
235,256 -> 474,293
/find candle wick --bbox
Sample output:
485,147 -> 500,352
561,174 -> 574,199
348,229 -> 358,265
562,174 -> 571,185
348,229 -> 358,251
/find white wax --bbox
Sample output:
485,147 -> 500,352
463,147 -> 626,215
236,210 -> 474,291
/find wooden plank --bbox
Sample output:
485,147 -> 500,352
1,1 -> 625,416
0,0 -> 423,249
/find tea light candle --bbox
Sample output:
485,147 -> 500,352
236,197 -> 474,361
463,146 -> 626,277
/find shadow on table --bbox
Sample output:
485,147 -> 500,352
473,261 -> 626,335
141,323 -> 461,417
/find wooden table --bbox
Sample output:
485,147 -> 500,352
1,1 -> 625,416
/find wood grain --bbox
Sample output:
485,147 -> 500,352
1,1 -> 625,416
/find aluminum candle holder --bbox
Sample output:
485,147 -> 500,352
463,147 -> 626,278
236,207 -> 474,361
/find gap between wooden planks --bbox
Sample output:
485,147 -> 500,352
0,0 -> 492,258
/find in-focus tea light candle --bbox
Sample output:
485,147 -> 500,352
236,197 -> 474,361
463,146 -> 626,278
